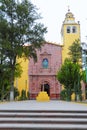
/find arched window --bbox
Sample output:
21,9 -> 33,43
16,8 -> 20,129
67,26 -> 71,33
42,58 -> 48,68
72,26 -> 77,33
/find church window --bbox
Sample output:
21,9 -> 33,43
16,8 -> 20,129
72,26 -> 77,33
67,26 -> 71,33
42,58 -> 48,68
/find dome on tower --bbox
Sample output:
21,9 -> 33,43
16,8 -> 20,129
63,9 -> 75,24
65,9 -> 74,18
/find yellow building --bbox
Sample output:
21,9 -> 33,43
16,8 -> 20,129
14,57 -> 29,95
61,9 -> 80,63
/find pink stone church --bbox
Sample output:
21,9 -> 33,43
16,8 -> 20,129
29,42 -> 62,99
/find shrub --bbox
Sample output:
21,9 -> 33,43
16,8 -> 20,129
60,89 -> 67,100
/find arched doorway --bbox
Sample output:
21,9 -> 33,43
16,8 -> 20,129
41,82 -> 50,96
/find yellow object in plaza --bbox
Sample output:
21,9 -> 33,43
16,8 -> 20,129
71,93 -> 75,101
36,91 -> 50,101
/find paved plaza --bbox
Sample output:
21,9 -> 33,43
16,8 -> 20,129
0,100 -> 87,111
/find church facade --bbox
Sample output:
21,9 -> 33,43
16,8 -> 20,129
29,42 -> 62,99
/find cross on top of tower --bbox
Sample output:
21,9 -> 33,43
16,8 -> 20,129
68,5 -> 70,12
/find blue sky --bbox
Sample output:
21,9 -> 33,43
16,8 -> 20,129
31,0 -> 87,43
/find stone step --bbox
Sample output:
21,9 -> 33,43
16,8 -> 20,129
0,112 -> 87,118
0,110 -> 87,129
0,110 -> 87,113
0,123 -> 87,130
0,117 -> 87,124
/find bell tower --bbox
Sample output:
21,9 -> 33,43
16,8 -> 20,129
61,9 -> 80,63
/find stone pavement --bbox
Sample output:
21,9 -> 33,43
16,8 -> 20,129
0,100 -> 87,110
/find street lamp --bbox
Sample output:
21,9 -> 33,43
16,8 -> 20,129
81,42 -> 87,82
84,49 -> 87,83
85,51 -> 87,83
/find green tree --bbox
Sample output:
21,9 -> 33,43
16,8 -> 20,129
68,39 -> 82,63
0,0 -> 47,101
0,61 -> 22,101
0,58 -> 11,101
57,59 -> 82,101
81,70 -> 86,83
68,39 -> 82,100
14,87 -> 19,100
0,56 -> 11,101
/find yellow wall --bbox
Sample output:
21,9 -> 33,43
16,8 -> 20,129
61,10 -> 80,63
14,57 -> 29,95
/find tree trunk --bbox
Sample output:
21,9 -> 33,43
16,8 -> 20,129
10,91 -> 14,101
66,88 -> 71,101
1,85 -> 4,102
10,81 -> 14,101
10,67 -> 15,101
